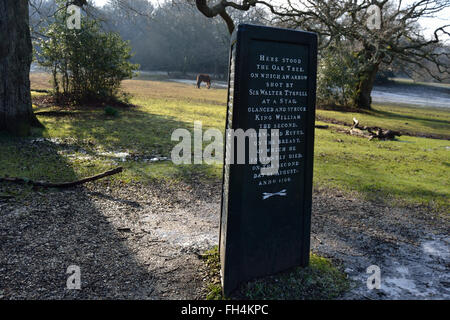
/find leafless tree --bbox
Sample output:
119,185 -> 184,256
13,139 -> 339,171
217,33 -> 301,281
195,0 -> 450,109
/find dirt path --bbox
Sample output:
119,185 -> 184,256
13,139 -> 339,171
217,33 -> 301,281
310,188 -> 449,299
0,181 -> 448,299
0,181 -> 219,299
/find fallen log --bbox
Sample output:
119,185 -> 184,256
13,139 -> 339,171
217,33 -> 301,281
351,118 -> 401,141
0,167 -> 123,188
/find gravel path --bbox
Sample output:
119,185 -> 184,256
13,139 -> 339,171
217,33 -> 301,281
0,181 -> 448,299
0,181 -> 220,299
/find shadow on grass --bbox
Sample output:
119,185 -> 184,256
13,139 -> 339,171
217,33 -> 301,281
359,183 -> 450,212
35,107 -> 186,153
327,168 -> 449,212
371,108 -> 450,128
32,105 -> 223,186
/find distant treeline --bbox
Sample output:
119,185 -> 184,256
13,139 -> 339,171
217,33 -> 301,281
30,0 -> 267,78
29,0 -> 448,83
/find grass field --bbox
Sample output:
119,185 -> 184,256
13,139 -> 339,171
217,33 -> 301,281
2,73 -> 448,212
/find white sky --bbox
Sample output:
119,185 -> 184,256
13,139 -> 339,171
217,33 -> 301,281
92,0 -> 449,40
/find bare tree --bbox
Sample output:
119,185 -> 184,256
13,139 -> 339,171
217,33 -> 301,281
195,0 -> 450,109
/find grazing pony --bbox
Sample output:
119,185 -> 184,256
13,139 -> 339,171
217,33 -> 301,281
196,74 -> 211,89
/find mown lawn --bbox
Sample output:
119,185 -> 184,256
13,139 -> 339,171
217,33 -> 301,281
1,74 -> 448,212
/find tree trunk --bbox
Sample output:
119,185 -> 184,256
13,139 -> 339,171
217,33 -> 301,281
354,63 -> 379,110
0,0 -> 41,136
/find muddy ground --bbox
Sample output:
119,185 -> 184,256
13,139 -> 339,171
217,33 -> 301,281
0,180 -> 448,300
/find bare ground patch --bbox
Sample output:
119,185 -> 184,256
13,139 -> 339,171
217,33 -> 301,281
0,180 -> 220,300
0,181 -> 448,299
311,187 -> 449,299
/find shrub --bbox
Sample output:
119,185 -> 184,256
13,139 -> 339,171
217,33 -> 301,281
37,2 -> 139,103
317,44 -> 359,108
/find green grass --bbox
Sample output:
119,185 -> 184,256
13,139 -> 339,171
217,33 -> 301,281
2,75 -> 446,213
201,247 -> 225,300
317,104 -> 450,139
314,121 -> 450,211
202,246 -> 350,300
27,78 -> 226,185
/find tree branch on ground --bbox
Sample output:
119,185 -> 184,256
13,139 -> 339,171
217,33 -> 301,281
0,167 -> 123,188
351,118 -> 401,140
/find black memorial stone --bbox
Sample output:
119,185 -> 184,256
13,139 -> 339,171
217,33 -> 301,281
220,24 -> 318,295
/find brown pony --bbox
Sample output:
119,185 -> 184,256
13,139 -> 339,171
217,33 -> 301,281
196,74 -> 211,89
